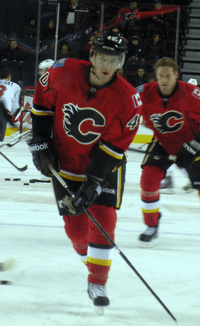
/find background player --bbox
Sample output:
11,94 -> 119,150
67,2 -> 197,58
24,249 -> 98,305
160,77 -> 199,192
28,30 -> 142,313
138,57 -> 200,247
0,68 -> 22,141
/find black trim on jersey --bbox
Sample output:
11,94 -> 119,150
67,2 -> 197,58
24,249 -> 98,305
88,242 -> 114,249
31,112 -> 54,140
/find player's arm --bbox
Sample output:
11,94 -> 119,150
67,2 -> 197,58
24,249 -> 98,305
28,68 -> 59,177
28,106 -> 60,177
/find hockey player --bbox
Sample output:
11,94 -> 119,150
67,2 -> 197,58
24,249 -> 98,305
138,57 -> 200,247
0,68 -> 22,141
28,29 -> 142,313
160,77 -> 199,192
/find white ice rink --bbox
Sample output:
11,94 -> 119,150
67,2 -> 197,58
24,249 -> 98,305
0,140 -> 199,326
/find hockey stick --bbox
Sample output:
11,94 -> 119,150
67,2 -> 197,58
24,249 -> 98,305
0,130 -> 32,149
48,164 -> 181,326
128,147 -> 176,161
0,151 -> 28,172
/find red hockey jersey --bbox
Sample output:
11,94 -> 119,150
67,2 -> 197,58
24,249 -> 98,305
140,81 -> 200,155
32,58 -> 141,177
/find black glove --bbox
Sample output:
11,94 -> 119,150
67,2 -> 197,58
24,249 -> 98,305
62,175 -> 103,215
176,140 -> 200,169
28,138 -> 60,177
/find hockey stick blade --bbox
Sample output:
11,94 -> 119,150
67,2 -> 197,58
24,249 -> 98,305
48,164 -> 181,326
128,147 -> 176,161
0,151 -> 28,172
6,139 -> 21,148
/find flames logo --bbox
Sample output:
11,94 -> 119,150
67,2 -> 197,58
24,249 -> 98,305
150,111 -> 184,134
63,103 -> 105,144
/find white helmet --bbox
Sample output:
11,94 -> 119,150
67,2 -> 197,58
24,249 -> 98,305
188,78 -> 198,86
38,59 -> 54,76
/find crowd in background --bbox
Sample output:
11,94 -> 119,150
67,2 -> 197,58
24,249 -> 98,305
0,0 -> 190,87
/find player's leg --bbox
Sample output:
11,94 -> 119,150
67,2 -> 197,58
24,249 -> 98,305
140,165 -> 163,246
63,205 -> 116,312
139,141 -> 173,247
63,213 -> 89,263
52,168 -> 123,312
86,204 -> 116,312
160,165 -> 174,191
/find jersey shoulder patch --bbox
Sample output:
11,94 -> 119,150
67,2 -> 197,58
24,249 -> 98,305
136,84 -> 145,93
53,58 -> 67,68
192,87 -> 200,99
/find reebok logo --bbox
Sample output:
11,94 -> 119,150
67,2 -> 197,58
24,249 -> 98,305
102,187 -> 116,195
29,142 -> 49,152
183,143 -> 197,155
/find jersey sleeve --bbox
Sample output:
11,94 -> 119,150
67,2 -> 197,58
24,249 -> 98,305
32,67 -> 57,117
31,65 -> 58,139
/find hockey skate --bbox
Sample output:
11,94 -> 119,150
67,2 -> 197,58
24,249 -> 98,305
88,282 -> 109,315
139,214 -> 161,248
160,175 -> 174,193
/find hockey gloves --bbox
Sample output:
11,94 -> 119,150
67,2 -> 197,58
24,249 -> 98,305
176,140 -> 200,169
28,138 -> 60,177
62,175 -> 102,215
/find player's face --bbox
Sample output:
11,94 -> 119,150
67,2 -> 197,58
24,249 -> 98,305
156,66 -> 178,96
91,53 -> 120,86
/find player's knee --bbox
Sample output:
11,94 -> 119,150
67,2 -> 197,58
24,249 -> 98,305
63,214 -> 88,243
141,165 -> 164,190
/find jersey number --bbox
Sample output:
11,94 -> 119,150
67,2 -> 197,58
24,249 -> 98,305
0,85 -> 6,97
127,114 -> 140,130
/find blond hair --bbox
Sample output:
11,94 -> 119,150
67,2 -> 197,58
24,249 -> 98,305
153,57 -> 179,73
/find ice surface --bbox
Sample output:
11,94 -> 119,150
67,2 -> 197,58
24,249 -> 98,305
0,141 -> 199,326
